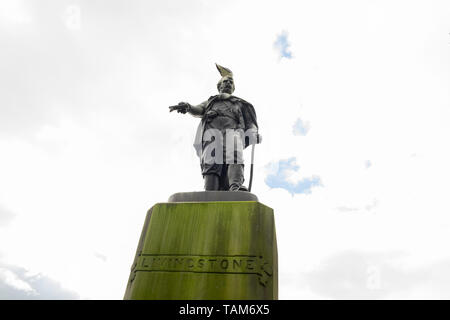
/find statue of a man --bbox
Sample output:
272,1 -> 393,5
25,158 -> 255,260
170,64 -> 261,191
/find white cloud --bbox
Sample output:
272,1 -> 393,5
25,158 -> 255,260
0,262 -> 80,299
0,268 -> 36,295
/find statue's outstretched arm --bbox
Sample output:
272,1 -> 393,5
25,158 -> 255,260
169,101 -> 206,117
187,101 -> 207,118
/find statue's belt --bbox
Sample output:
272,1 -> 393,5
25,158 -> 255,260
206,112 -> 240,123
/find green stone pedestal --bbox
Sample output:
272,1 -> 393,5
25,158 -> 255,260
123,198 -> 277,300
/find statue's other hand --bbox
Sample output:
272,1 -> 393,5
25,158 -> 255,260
205,110 -> 218,119
257,133 -> 262,144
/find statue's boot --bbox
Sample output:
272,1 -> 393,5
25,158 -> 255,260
228,164 -> 244,191
204,174 -> 219,191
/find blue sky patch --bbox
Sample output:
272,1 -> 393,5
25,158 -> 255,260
265,157 -> 322,195
293,118 -> 310,136
273,31 -> 293,59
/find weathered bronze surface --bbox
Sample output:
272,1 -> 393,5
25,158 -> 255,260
169,64 -> 262,191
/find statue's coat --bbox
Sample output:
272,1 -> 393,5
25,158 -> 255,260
193,95 -> 258,158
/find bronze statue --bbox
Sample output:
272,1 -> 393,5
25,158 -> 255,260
170,64 -> 261,191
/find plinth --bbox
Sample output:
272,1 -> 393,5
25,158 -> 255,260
124,191 -> 278,300
123,191 -> 277,300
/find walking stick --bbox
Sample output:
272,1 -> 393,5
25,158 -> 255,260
248,143 -> 255,192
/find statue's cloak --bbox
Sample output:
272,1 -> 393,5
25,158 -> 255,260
193,95 -> 258,158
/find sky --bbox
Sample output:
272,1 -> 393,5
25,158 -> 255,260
1,0 -> 450,299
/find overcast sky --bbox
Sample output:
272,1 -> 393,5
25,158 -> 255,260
1,0 -> 450,299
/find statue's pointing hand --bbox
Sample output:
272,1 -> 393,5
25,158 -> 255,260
169,102 -> 191,114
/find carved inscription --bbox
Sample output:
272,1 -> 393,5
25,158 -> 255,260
134,254 -> 273,286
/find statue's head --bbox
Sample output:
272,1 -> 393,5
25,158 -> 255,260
217,76 -> 235,94
215,63 -> 235,94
